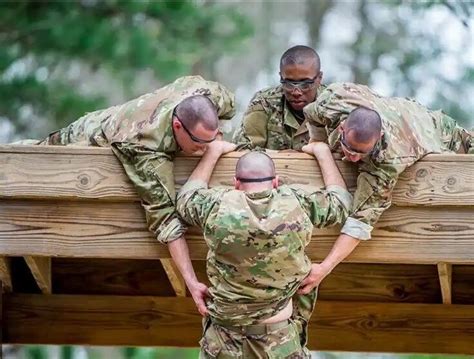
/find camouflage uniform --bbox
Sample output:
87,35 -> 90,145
304,82 -> 473,240
233,85 -> 326,150
36,76 -> 235,244
177,179 -> 352,358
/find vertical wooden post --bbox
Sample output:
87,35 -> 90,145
437,262 -> 452,304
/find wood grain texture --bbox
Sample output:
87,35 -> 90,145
437,262 -> 452,304
159,259 -> 186,297
23,256 -> 51,294
452,265 -> 474,304
1,200 -> 473,264
1,146 -> 473,206
3,294 -> 474,354
0,256 -> 12,292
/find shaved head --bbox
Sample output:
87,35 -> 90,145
175,95 -> 218,131
236,151 -> 275,181
345,107 -> 382,143
280,45 -> 320,72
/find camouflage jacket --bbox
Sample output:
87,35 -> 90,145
233,85 -> 324,150
304,82 -> 473,240
177,180 -> 351,326
41,76 -> 235,243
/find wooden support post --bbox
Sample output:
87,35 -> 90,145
0,257 -> 12,293
24,257 -> 51,294
437,262 -> 452,304
159,259 -> 186,297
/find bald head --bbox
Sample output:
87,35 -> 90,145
236,152 -> 275,181
175,95 -> 218,131
280,45 -> 320,72
345,107 -> 382,143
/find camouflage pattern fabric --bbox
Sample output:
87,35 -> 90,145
36,76 -> 235,243
233,85 -> 318,150
303,82 -> 474,240
177,179 -> 352,355
200,318 -> 307,358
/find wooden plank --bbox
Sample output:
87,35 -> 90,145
3,294 -> 474,354
159,259 -> 186,297
1,146 -> 474,206
437,262 -> 452,304
23,257 -> 51,294
52,258 -> 175,296
452,265 -> 474,304
1,200 -> 473,264
0,257 -> 12,292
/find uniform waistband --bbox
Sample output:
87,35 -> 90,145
212,318 -> 289,336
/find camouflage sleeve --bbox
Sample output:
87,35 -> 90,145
232,93 -> 268,149
341,161 -> 411,240
111,142 -> 186,244
176,179 -> 225,229
292,185 -> 352,228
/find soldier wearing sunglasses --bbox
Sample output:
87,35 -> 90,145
298,82 -> 474,296
233,45 -> 324,150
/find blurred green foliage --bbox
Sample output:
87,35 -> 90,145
0,0 -> 252,136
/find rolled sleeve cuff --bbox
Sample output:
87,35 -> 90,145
157,217 -> 188,244
341,217 -> 373,240
178,179 -> 208,198
326,185 -> 353,211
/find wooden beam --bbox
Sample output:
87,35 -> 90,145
3,294 -> 474,354
23,257 -> 51,294
0,257 -> 12,292
1,145 -> 474,206
1,200 -> 473,264
159,259 -> 186,297
437,262 -> 452,304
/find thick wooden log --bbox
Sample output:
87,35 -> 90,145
1,200 -> 473,264
0,257 -> 12,292
3,294 -> 474,354
23,256 -> 51,294
1,145 -> 473,206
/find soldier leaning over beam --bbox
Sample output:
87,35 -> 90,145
233,45 -> 327,150
16,76 -> 235,264
172,141 -> 352,358
297,82 -> 474,295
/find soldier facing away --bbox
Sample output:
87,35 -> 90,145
19,76 -> 235,252
233,45 -> 325,150
173,141 -> 352,358
296,82 -> 474,295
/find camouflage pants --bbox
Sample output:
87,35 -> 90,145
291,287 -> 318,348
200,318 -> 309,359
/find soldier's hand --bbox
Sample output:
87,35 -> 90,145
207,140 -> 237,156
301,142 -> 330,156
297,263 -> 330,295
188,281 -> 210,317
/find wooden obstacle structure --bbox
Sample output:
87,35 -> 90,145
0,145 -> 473,354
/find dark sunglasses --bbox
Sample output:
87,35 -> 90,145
174,111 -> 216,144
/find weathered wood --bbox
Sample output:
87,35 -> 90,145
437,262 -> 452,304
23,257 -> 51,294
0,257 -> 12,292
1,200 -> 473,264
3,294 -> 474,354
452,265 -> 474,304
1,145 -> 474,206
159,259 -> 186,297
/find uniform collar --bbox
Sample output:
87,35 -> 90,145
246,189 -> 273,200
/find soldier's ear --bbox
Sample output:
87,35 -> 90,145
233,177 -> 240,190
338,121 -> 345,134
172,117 -> 182,131
272,175 -> 279,189
379,130 -> 384,140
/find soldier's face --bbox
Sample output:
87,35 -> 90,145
280,61 -> 322,112
339,127 -> 377,163
173,119 -> 218,154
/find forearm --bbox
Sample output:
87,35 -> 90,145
319,233 -> 360,273
167,236 -> 198,286
187,149 -> 221,184
313,146 -> 347,190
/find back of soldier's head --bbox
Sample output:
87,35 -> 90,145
345,107 -> 382,144
175,95 -> 218,131
235,151 -> 276,182
280,45 -> 321,72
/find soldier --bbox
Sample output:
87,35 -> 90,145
21,76 -> 235,259
174,140 -> 352,358
297,82 -> 474,294
233,45 -> 325,150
